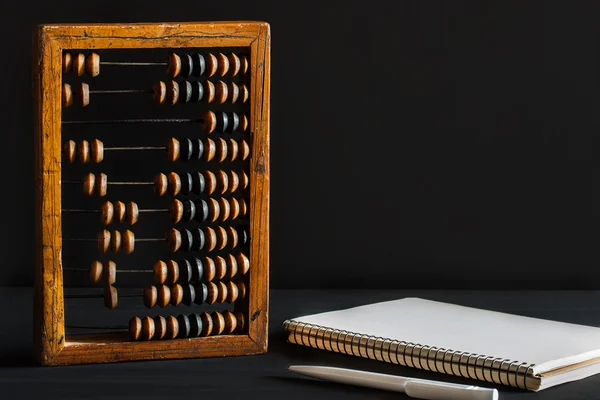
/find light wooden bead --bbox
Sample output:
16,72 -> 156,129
64,140 -> 76,163
166,80 -> 179,104
114,201 -> 126,223
154,316 -> 167,340
216,170 -> 229,194
204,138 -> 216,162
91,139 -> 104,163
222,310 -> 237,333
104,260 -> 117,285
241,170 -> 249,189
242,56 -> 249,75
141,316 -> 155,341
122,230 -> 135,254
86,53 -> 100,77
200,312 -> 213,336
89,261 -> 103,285
237,281 -> 247,299
83,173 -> 95,196
225,53 -> 239,76
79,82 -> 90,107
216,226 -> 228,251
203,80 -> 215,104
204,227 -> 217,252
144,285 -> 158,308
203,256 -> 216,281
167,172 -> 181,196
242,113 -> 249,131
227,226 -> 239,249
62,83 -> 73,107
167,53 -> 181,78
241,83 -> 249,103
166,228 -> 182,252
165,315 -> 179,339
167,137 -> 180,162
228,171 -> 240,193
225,280 -> 239,302
77,140 -> 90,164
170,283 -> 184,306
154,173 -> 168,196
95,173 -> 107,197
228,81 -> 240,103
241,140 -> 250,160
153,81 -> 167,104
240,198 -> 248,216
235,311 -> 246,332
205,197 -> 219,223
214,256 -> 226,280
157,285 -> 171,307
167,260 -> 179,284
216,53 -> 229,76
169,199 -> 184,224
214,80 -> 228,104
110,230 -> 122,253
200,111 -> 217,134
237,252 -> 250,275
226,254 -> 238,279
73,53 -> 85,76
206,282 -> 218,304
98,229 -> 110,253
205,53 -> 218,77
215,281 -> 227,303
212,311 -> 225,335
154,260 -> 168,285
63,52 -> 72,73
126,202 -> 139,225
229,198 -> 240,220
129,316 -> 142,341
204,171 -> 217,195
218,198 -> 230,222
104,285 -> 118,309
215,138 -> 228,163
228,139 -> 239,161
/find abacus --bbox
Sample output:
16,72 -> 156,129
33,22 -> 270,366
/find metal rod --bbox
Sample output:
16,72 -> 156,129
100,61 -> 166,66
139,209 -> 168,212
63,118 -> 199,125
90,89 -> 151,94
135,238 -> 165,242
66,325 -> 127,330
104,146 -> 166,151
62,209 -> 99,213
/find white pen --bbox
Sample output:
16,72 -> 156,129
288,365 -> 499,400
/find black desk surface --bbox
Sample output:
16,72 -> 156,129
3,288 -> 600,399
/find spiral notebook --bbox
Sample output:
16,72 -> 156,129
283,297 -> 600,391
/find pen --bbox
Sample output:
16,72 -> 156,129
288,365 -> 499,400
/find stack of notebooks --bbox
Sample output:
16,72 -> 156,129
283,298 -> 600,391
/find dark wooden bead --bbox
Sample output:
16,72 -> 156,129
188,313 -> 202,337
236,281 -> 247,300
190,138 -> 204,160
182,283 -> 196,306
190,227 -> 205,251
180,228 -> 193,252
215,112 -> 229,133
228,112 -> 240,133
100,201 -> 114,225
199,312 -> 213,336
89,261 -> 103,285
222,310 -> 237,333
212,311 -> 225,335
192,53 -> 206,76
203,257 -> 216,281
165,315 -> 179,339
153,260 -> 168,285
154,316 -> 167,340
190,81 -> 203,102
122,230 -> 135,254
129,316 -> 142,341
214,256 -> 226,280
191,257 -> 203,282
177,314 -> 191,338
179,54 -> 193,77
170,283 -> 183,306
169,199 -> 183,224
194,199 -> 209,222
144,285 -> 158,308
235,311 -> 246,332
141,316 -> 155,341
191,172 -> 206,195
182,199 -> 196,222
104,260 -> 116,285
180,172 -> 193,195
179,138 -> 193,161
178,80 -> 192,103
104,285 -> 118,309
179,259 -> 193,283
237,226 -> 248,246
194,283 -> 208,304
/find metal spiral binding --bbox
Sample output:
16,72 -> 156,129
282,320 -> 537,390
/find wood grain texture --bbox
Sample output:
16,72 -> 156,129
34,21 -> 270,366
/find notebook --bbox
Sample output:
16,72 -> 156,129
283,297 -> 600,391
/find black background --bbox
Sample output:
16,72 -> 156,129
5,0 -> 599,289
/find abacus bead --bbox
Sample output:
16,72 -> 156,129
228,226 -> 239,249
195,199 -> 209,222
167,260 -> 179,284
191,172 -> 206,195
180,228 -> 193,252
62,52 -> 72,73
228,171 -> 240,194
73,53 -> 85,76
203,256 -> 216,281
166,228 -> 182,252
206,282 -> 218,304
217,53 -> 230,76
122,230 -> 135,254
62,83 -> 73,107
190,228 -> 205,252
154,260 -> 168,284
154,316 -> 167,340
78,140 -> 90,163
228,82 -> 240,104
157,285 -> 171,307
170,283 -> 183,306
86,53 -> 100,77
212,311 -> 225,335
203,80 -> 215,103
188,313 -> 202,337
222,310 -> 237,333
126,202 -> 139,225
91,139 -> 104,163
110,230 -> 122,253
178,138 -> 192,161
241,170 -> 249,189
214,80 -> 228,104
79,82 -> 90,107
214,256 -> 226,280
64,140 -> 76,163
144,285 -> 158,308
218,197 -> 230,221
95,173 -> 107,197
206,197 -> 219,222
237,226 -> 247,245
154,173 -> 168,196
166,80 -> 179,104
203,138 -> 215,162
191,138 -> 204,160
182,284 -> 196,306
167,137 -> 180,162
89,261 -> 103,285
225,112 -> 238,133
104,260 -> 117,285
229,198 -> 240,220
141,316 -> 155,341
83,173 -> 95,196
195,283 -> 208,304
192,53 -> 206,77
226,254 -> 238,279
242,56 -> 249,75
241,139 -> 250,160
204,227 -> 217,252
166,315 -> 179,339
104,285 -> 118,309
180,54 -> 193,78
205,53 -> 218,77
180,172 -> 193,195
98,230 -> 110,253
190,81 -> 203,102
114,201 -> 126,223
177,314 -> 191,338
216,112 -> 229,133
153,81 -> 167,104
178,80 -> 192,103
241,83 -> 249,104
204,171 -> 217,195
182,199 -> 196,222
129,316 -> 142,341
200,111 -> 217,134
237,281 -> 248,299
167,172 -> 181,196
216,281 -> 228,303
200,312 -> 213,336
237,252 -> 250,275
228,53 -> 241,76
228,139 -> 239,161
191,258 -> 203,282
241,113 -> 249,132
179,259 -> 193,283
100,201 -> 114,225
215,138 -> 228,163
167,53 -> 181,78
225,280 -> 239,302
217,170 -> 229,194
235,311 -> 246,333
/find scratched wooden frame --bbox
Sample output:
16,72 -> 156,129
33,22 -> 270,366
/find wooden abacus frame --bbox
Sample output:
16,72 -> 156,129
33,22 -> 270,366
